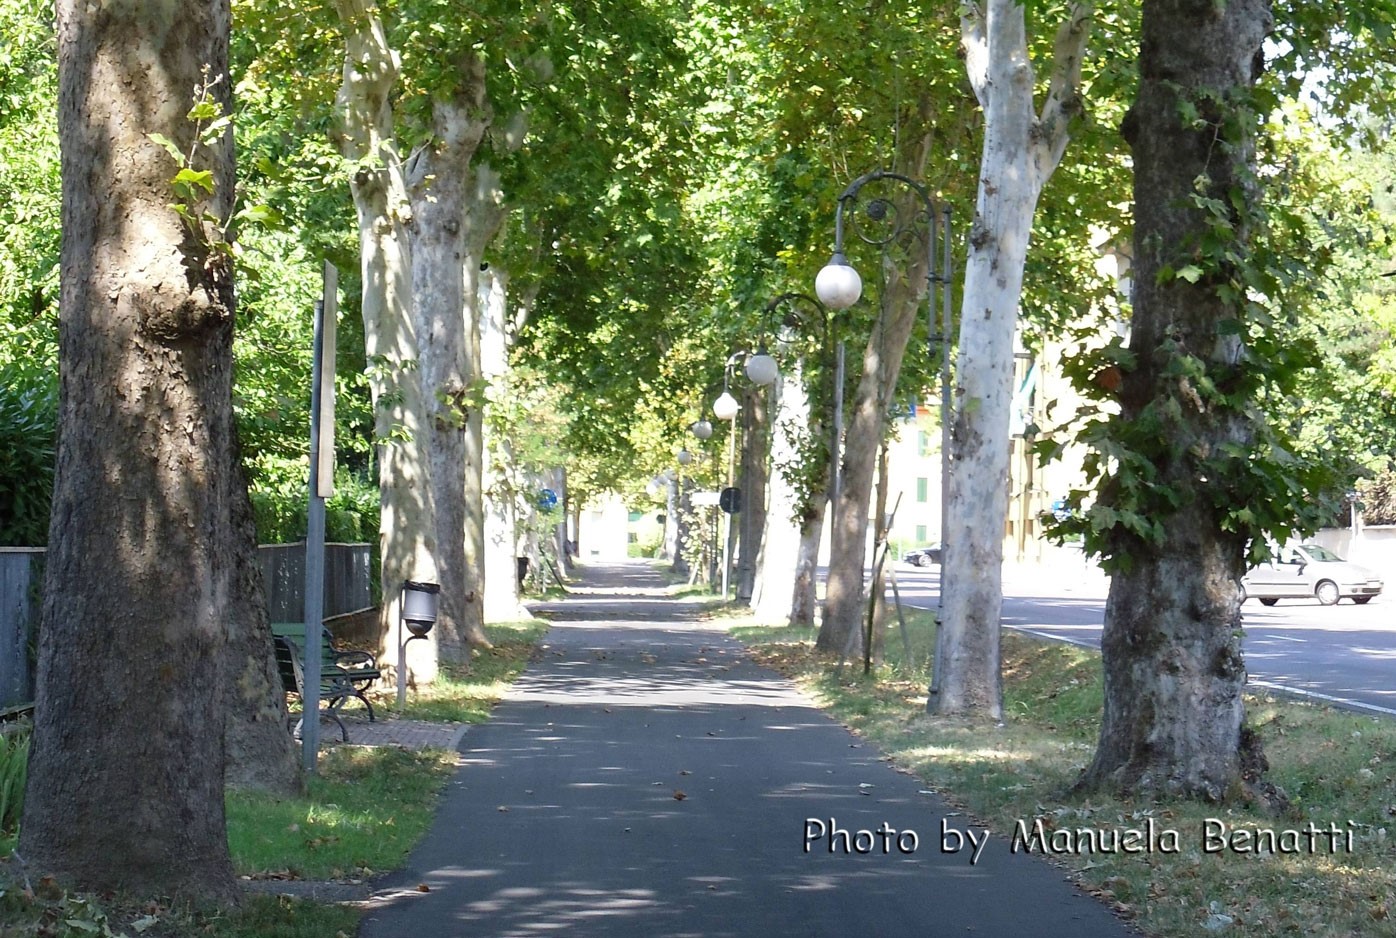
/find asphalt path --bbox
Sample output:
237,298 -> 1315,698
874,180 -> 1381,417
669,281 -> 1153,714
891,561 -> 1396,718
358,562 -> 1139,938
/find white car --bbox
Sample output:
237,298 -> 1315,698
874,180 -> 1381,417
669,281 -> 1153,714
1241,543 -> 1383,606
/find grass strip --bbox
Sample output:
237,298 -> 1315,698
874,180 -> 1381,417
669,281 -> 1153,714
735,613 -> 1396,938
386,620 -> 548,723
226,745 -> 457,881
2,618 -> 547,937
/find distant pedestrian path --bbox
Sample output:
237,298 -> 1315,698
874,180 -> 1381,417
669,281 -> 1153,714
357,559 -> 1137,938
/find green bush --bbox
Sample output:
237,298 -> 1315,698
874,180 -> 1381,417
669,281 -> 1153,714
0,728 -> 30,841
247,453 -> 378,545
0,363 -> 56,546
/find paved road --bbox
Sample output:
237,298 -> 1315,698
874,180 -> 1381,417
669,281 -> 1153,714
358,562 -> 1138,938
892,563 -> 1396,717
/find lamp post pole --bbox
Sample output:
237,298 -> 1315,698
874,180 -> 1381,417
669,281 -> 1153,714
815,170 -> 953,677
713,353 -> 743,601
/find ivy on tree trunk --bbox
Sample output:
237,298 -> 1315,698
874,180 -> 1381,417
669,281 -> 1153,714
1079,0 -> 1276,802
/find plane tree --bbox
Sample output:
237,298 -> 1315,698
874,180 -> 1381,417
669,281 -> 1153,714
1056,1 -> 1396,799
20,0 -> 253,900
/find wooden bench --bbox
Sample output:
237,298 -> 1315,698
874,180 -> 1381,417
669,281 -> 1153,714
271,623 -> 383,728
272,635 -> 349,742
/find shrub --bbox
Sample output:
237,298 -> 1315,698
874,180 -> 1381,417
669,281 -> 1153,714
0,727 -> 30,839
246,453 -> 378,545
0,363 -> 56,546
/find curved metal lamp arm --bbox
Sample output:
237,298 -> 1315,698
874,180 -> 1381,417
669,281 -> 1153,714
832,170 -> 942,283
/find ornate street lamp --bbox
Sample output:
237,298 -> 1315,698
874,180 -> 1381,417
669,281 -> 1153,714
816,170 -> 955,684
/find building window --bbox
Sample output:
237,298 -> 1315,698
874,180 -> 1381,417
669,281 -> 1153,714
916,525 -> 927,543
918,430 -> 930,456
628,509 -> 643,522
916,478 -> 929,503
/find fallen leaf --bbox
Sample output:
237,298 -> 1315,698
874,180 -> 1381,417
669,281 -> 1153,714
416,883 -> 431,893
674,790 -> 687,801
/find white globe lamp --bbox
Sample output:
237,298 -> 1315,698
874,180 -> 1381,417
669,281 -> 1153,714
815,252 -> 862,310
744,350 -> 778,386
713,391 -> 740,421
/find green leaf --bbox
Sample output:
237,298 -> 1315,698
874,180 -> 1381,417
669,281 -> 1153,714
200,115 -> 231,144
173,167 -> 215,194
187,99 -> 220,122
1176,264 -> 1204,283
236,203 -> 284,227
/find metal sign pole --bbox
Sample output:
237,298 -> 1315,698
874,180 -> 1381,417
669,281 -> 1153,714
302,263 -> 338,773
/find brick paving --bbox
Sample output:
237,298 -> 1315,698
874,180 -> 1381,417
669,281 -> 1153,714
330,715 -> 467,752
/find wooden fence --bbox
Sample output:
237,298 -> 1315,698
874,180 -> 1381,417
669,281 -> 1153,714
0,542 -> 372,709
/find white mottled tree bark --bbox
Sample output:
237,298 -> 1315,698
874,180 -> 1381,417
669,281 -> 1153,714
333,0 -> 437,685
482,265 -> 530,622
752,368 -> 807,621
931,0 -> 1092,718
406,64 -> 492,660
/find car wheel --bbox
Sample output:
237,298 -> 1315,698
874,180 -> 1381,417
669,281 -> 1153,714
1238,584 -> 1247,604
915,555 -> 930,568
1259,597 -> 1278,606
1315,580 -> 1340,606
1354,596 -> 1373,605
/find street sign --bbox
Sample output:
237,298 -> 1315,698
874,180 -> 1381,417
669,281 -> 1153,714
719,486 -> 742,514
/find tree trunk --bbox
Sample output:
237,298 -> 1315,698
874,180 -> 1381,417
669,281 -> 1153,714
818,235 -> 928,654
736,383 -> 768,604
931,0 -> 1091,719
459,162 -> 509,641
21,0 -> 240,901
672,475 -> 692,577
753,367 -> 806,621
406,79 -> 490,661
1079,0 -> 1272,800
790,505 -> 827,627
224,449 -> 300,793
333,0 -> 438,687
482,264 -> 530,623
790,360 -> 833,627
